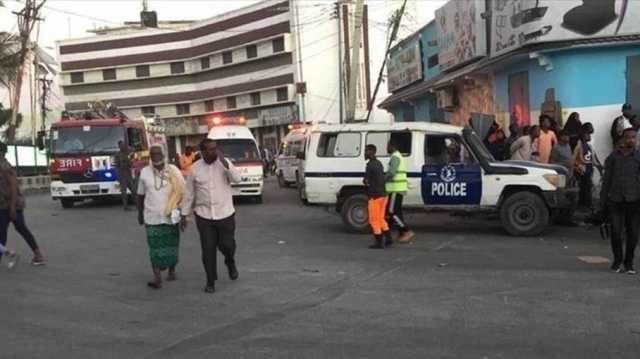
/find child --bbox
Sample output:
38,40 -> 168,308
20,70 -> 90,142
363,144 -> 392,249
0,243 -> 19,269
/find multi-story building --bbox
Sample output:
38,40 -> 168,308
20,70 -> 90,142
57,0 -> 298,155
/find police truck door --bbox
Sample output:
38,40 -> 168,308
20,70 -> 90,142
422,135 -> 483,206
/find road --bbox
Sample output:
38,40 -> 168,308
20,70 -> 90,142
2,178 -> 639,359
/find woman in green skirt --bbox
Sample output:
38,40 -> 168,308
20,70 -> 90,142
137,145 -> 185,289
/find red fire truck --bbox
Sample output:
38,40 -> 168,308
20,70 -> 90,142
48,109 -> 164,208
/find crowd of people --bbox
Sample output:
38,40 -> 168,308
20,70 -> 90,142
482,103 -> 640,274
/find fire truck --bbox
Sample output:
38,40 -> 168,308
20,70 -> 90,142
48,107 -> 165,208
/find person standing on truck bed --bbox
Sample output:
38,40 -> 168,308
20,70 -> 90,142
364,145 -> 392,249
385,140 -> 415,243
600,124 -> 640,275
115,141 -> 136,211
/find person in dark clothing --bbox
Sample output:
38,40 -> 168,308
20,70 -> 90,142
610,103 -> 635,147
550,130 -> 578,226
364,145 -> 392,249
485,129 -> 506,161
0,141 -> 45,266
115,141 -> 136,211
600,126 -> 640,274
574,123 -> 602,209
563,112 -> 582,152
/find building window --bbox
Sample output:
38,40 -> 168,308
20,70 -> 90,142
272,37 -> 285,53
205,100 -> 214,112
176,103 -> 190,115
171,62 -> 185,74
428,54 -> 439,69
136,65 -> 150,78
222,51 -> 233,65
201,57 -> 210,70
70,72 -> 84,84
246,44 -> 258,59
276,87 -> 288,102
141,106 -> 155,116
250,92 -> 261,106
226,96 -> 236,109
102,68 -> 116,81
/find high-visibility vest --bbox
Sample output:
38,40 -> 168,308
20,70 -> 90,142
385,151 -> 408,193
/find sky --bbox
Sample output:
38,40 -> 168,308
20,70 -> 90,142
0,0 -> 446,53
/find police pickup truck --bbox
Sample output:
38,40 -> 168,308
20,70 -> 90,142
298,122 -> 570,236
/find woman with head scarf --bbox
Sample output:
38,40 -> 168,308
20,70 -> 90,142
136,145 -> 186,289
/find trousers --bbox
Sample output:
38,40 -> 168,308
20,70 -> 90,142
0,209 -> 39,259
195,214 -> 236,285
386,193 -> 410,233
609,201 -> 640,269
118,173 -> 136,207
368,197 -> 389,235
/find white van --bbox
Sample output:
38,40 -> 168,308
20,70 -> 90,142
275,125 -> 312,188
300,122 -> 572,236
208,119 -> 264,203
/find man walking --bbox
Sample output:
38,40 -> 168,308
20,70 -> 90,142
385,140 -> 415,243
0,141 -> 45,266
115,141 -> 136,211
364,145 -> 392,249
600,125 -> 640,274
181,139 -> 241,293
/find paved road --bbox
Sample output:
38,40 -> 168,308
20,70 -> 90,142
2,178 -> 639,358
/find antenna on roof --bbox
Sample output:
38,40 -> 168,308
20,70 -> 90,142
142,0 -> 149,11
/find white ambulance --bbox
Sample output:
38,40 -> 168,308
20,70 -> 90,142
299,122 -> 572,236
275,124 -> 312,188
207,117 -> 264,203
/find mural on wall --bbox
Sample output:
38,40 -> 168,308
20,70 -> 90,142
436,0 -> 487,70
540,88 -> 563,127
449,74 -> 496,127
387,36 -> 423,92
491,0 -> 637,56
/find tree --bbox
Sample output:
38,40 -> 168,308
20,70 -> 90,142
0,103 -> 23,141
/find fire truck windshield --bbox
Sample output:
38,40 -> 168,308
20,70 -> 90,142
51,126 -> 125,155
217,139 -> 261,163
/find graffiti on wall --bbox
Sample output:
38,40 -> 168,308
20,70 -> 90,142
436,0 -> 487,70
449,74 -> 496,127
492,0 -> 636,57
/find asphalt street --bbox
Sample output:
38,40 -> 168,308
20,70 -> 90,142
2,178 -> 639,359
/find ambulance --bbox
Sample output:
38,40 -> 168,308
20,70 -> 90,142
207,117 -> 264,203
275,124 -> 312,188
300,122 -> 572,237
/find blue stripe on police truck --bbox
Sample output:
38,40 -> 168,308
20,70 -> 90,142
304,172 -> 422,178
421,164 -> 482,205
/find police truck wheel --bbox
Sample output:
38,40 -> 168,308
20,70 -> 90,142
500,192 -> 549,236
60,199 -> 74,209
341,194 -> 369,233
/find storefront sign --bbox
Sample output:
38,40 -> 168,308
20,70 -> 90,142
491,0 -> 640,57
387,36 -> 423,92
436,0 -> 487,71
259,106 -> 296,127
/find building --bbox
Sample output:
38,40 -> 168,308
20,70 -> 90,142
381,0 -> 640,158
57,0 -> 298,155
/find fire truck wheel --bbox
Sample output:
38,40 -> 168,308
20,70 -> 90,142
60,199 -> 75,209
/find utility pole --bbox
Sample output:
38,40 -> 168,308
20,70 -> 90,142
8,0 -> 46,142
345,0 -> 364,123
292,0 -> 306,123
366,0 -> 407,123
335,2 -> 344,124
38,77 -> 51,132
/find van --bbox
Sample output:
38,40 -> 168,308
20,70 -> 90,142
275,125 -> 312,188
300,122 -> 572,236
207,118 -> 264,203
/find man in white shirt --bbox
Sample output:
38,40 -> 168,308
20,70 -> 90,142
181,138 -> 242,293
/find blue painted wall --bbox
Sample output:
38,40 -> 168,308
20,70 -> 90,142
495,45 -> 640,114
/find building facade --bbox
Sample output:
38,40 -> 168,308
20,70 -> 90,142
381,0 -> 640,158
57,0 -> 297,155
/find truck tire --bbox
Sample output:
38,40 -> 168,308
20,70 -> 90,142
340,193 -> 369,233
60,198 -> 74,209
500,191 -> 549,236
